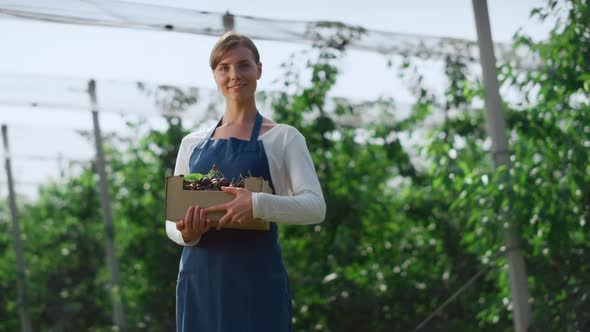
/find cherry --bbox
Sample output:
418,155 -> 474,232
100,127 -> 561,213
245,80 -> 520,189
200,177 -> 211,186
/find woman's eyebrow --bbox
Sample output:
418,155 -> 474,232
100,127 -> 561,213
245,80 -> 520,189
219,59 -> 251,66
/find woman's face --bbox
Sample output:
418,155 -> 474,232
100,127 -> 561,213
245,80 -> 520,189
213,46 -> 262,103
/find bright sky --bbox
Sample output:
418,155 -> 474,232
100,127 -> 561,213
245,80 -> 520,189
0,0 -> 552,93
0,0 -> 553,200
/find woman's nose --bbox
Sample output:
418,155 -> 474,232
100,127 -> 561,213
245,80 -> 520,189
229,66 -> 240,79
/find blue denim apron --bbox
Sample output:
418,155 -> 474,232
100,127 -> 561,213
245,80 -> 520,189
176,113 -> 292,332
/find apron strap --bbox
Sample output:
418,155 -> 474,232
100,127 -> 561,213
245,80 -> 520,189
249,112 -> 263,142
205,118 -> 224,140
245,112 -> 263,151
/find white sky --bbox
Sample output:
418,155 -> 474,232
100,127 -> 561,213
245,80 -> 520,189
0,0 -> 553,200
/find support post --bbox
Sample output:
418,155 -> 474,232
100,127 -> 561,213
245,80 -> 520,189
471,1 -> 532,331
223,11 -> 234,32
2,124 -> 33,332
88,80 -> 127,331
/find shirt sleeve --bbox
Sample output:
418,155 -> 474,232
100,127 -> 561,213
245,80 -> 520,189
165,136 -> 201,246
251,129 -> 326,225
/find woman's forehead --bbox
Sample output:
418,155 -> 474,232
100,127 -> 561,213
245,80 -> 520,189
219,47 -> 256,63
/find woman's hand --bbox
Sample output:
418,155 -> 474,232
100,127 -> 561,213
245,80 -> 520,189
176,205 -> 213,243
203,186 -> 254,230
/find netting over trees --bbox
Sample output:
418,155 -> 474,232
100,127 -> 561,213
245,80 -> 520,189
0,0 -> 538,69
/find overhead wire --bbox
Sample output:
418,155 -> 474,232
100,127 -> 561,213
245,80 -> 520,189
0,0 -> 539,69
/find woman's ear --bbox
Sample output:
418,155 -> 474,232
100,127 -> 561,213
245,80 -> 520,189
257,62 -> 262,80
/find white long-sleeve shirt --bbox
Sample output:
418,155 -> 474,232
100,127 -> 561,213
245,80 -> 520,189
165,124 -> 326,246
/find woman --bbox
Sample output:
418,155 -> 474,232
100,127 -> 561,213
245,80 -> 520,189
165,32 -> 326,332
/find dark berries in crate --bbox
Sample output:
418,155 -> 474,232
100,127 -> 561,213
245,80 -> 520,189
220,178 -> 230,187
200,177 -> 211,186
182,166 -> 249,191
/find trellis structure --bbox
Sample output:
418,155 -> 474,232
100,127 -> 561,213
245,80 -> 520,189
0,0 -> 538,69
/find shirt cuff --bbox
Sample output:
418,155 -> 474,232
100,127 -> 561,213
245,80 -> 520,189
166,220 -> 200,246
251,192 -> 263,220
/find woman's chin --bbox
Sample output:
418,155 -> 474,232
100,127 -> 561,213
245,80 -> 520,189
226,92 -> 254,103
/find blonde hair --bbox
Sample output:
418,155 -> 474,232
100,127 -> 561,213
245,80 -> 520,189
209,32 -> 261,70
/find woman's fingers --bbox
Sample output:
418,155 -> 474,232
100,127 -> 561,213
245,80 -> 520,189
216,211 -> 233,230
176,220 -> 185,231
230,215 -> 241,224
212,216 -> 247,229
204,220 -> 213,232
184,206 -> 194,229
193,205 -> 201,230
220,186 -> 241,195
216,212 -> 247,230
184,200 -> 250,232
203,202 -> 229,215
200,188 -> 252,230
197,212 -> 209,234
199,219 -> 211,233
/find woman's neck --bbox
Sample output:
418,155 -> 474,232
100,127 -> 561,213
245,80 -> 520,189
222,100 -> 258,125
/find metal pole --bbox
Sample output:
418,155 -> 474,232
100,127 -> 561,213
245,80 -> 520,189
223,11 -> 234,32
471,1 -> 532,331
2,124 -> 33,332
88,80 -> 127,331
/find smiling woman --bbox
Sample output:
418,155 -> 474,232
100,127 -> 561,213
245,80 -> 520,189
165,32 -> 326,332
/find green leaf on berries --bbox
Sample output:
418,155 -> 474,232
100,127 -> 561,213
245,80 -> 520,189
184,173 -> 205,181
